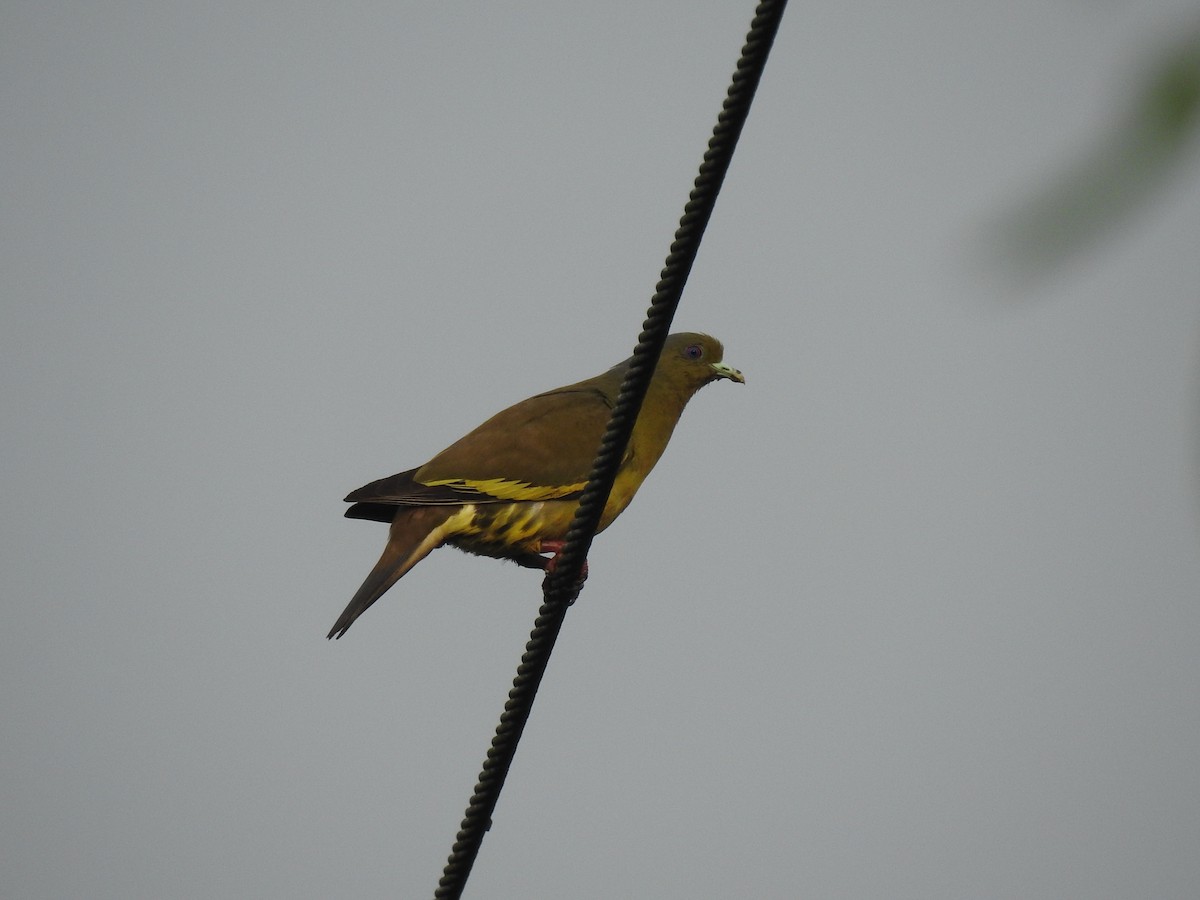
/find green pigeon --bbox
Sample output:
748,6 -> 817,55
329,332 -> 744,638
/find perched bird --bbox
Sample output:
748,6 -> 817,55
328,332 -> 744,639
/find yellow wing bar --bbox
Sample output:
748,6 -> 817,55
421,476 -> 586,503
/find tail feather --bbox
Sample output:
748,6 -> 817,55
328,507 -> 458,639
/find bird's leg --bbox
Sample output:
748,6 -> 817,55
507,544 -> 588,589
538,541 -> 588,580
509,552 -> 552,570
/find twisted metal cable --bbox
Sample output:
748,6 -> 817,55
434,2 -> 787,896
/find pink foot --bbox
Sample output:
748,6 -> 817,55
539,541 -> 588,579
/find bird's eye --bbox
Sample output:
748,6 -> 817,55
684,344 -> 704,360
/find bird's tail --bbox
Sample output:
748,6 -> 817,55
328,507 -> 458,639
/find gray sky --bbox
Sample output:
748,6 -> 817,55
4,2 -> 1200,898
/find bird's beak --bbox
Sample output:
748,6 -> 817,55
711,361 -> 745,384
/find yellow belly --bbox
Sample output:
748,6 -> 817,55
442,473 -> 645,562
444,501 -> 578,560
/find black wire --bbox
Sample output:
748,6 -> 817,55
433,2 -> 787,896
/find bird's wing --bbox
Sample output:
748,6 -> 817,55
345,386 -> 621,512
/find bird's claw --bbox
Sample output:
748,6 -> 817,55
540,542 -> 588,601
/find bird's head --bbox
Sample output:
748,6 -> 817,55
659,332 -> 745,392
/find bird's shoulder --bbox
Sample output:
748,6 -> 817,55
417,382 -> 615,488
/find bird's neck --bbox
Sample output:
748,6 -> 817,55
629,378 -> 692,469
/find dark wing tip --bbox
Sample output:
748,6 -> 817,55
344,502 -> 398,523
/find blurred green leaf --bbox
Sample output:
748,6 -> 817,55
993,20 -> 1200,275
